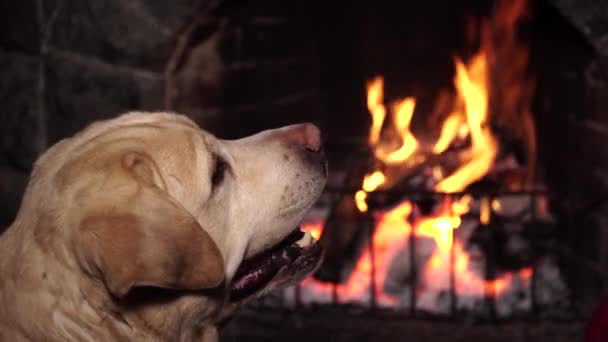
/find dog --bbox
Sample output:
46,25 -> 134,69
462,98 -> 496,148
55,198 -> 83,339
0,112 -> 326,341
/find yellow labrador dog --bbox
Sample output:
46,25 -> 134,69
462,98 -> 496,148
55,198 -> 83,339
0,112 -> 326,341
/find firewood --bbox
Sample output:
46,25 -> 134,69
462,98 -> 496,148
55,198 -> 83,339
314,152 -> 375,284
314,195 -> 374,283
367,148 -> 463,210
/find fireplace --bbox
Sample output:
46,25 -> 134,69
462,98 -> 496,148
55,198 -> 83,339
227,0 -> 605,323
0,0 -> 606,341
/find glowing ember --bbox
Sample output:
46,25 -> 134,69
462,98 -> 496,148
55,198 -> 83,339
301,221 -> 323,240
424,242 -> 533,297
302,202 -> 414,305
480,197 -> 492,225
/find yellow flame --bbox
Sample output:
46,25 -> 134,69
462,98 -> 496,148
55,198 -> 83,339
452,195 -> 473,216
417,216 -> 460,252
367,77 -> 387,146
415,196 -> 470,253
432,112 -> 463,154
355,190 -> 369,213
362,171 -> 386,192
434,54 -> 498,193
375,98 -> 418,165
458,124 -> 470,140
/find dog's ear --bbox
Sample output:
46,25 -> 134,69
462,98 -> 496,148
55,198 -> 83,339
76,151 -> 225,299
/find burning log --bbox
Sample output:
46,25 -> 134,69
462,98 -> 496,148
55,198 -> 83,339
383,237 -> 436,297
468,216 -> 556,276
314,195 -> 374,284
366,148 -> 463,210
315,146 -> 462,284
314,154 -> 375,284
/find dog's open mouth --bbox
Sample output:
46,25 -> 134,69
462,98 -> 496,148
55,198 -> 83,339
229,228 -> 322,302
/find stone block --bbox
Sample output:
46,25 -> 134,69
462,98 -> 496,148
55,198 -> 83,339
47,0 -> 202,72
0,162 -> 28,231
222,17 -> 315,63
44,48 -> 164,144
207,94 -> 323,139
223,58 -> 320,106
0,50 -> 44,171
0,0 -> 40,53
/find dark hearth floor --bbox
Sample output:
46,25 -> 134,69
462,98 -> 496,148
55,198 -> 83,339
221,308 -> 584,342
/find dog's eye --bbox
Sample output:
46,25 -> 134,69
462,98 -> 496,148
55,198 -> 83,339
211,157 -> 227,189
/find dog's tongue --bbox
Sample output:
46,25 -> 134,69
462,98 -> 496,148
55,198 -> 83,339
230,247 -> 296,301
229,229 -> 319,302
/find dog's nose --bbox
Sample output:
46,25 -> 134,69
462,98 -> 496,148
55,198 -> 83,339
287,123 -> 323,152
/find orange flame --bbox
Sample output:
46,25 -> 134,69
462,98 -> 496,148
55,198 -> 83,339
375,97 -> 418,165
306,201 -> 415,304
434,53 -> 498,193
432,113 -> 463,154
367,77 -> 387,146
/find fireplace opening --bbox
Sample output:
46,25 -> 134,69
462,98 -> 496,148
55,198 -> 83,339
217,0 -> 605,322
211,0 -> 605,339
0,0 -> 606,341
286,0 -> 562,317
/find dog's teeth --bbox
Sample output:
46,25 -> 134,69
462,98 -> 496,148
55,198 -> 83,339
296,231 -> 313,247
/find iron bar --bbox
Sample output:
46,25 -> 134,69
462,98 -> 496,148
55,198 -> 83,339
252,187 -> 584,321
567,211 -> 578,315
323,187 -> 548,197
449,194 -> 457,315
409,206 -> 418,315
530,193 -> 538,317
482,196 -> 497,319
332,283 -> 338,306
369,212 -> 377,309
295,283 -> 302,309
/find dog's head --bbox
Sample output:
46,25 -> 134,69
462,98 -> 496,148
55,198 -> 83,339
22,112 -> 326,306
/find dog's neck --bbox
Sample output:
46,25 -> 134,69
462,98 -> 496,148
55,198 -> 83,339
0,221 -> 223,342
0,221 -> 128,341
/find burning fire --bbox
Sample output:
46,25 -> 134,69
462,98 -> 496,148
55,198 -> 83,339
301,0 -> 536,309
301,221 -> 323,240
359,50 -> 498,197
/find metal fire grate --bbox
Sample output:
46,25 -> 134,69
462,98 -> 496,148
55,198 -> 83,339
249,183 -> 594,321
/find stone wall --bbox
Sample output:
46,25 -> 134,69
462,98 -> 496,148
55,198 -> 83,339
0,0 -> 324,229
536,0 -> 608,313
